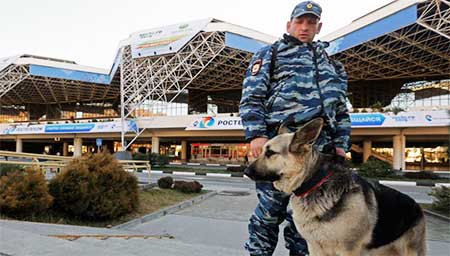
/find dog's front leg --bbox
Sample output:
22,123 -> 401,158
337,243 -> 366,256
307,241 -> 331,256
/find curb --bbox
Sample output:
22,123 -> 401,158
169,162 -> 244,168
378,180 -> 450,187
138,182 -> 157,190
151,170 -> 244,178
150,170 -> 449,187
113,191 -> 218,230
423,209 -> 450,222
379,180 -> 417,186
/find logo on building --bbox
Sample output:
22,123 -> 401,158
198,116 -> 215,128
425,115 -> 432,122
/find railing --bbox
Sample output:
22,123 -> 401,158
0,150 -> 151,183
350,145 -> 393,164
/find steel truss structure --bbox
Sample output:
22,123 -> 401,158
332,0 -> 449,107
0,65 -> 120,108
0,64 -> 29,102
119,31 -> 253,149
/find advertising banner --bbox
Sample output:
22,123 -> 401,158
1,120 -> 138,135
130,18 -> 211,58
186,111 -> 450,130
185,116 -> 243,130
350,110 -> 450,127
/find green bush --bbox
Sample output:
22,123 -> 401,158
371,101 -> 384,112
358,157 -> 393,178
226,166 -> 246,173
49,152 -> 139,220
157,176 -> 174,189
132,153 -> 148,161
0,164 -> 23,177
173,180 -> 203,193
132,153 -> 169,166
0,168 -> 53,215
150,153 -> 170,167
429,186 -> 450,214
391,107 -> 404,115
404,171 -> 439,180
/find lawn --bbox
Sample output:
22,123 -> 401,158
0,188 -> 204,228
420,203 -> 450,218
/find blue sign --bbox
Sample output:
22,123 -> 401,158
350,113 -> 385,126
96,138 -> 103,147
29,65 -> 110,85
327,5 -> 418,55
45,123 -> 95,133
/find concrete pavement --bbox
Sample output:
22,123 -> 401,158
1,177 -> 449,255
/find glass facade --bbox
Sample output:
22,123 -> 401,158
389,80 -> 450,110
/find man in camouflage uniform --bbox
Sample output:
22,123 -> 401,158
239,1 -> 351,255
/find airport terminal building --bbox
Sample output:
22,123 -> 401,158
1,0 -> 449,171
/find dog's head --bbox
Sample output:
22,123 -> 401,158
244,118 -> 324,193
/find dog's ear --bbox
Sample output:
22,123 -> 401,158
289,118 -> 324,152
277,123 -> 290,135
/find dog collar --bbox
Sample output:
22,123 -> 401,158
293,167 -> 333,198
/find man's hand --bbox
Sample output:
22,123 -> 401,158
250,137 -> 269,158
335,147 -> 346,157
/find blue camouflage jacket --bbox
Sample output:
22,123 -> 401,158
239,34 -> 351,151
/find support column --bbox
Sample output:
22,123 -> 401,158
393,135 -> 405,171
152,137 -> 160,154
181,140 -> 187,161
63,142 -> 69,156
74,138 -> 83,157
15,138 -> 23,153
363,139 -> 372,163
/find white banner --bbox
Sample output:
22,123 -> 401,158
130,18 -> 211,58
186,111 -> 450,131
1,120 -> 138,135
350,110 -> 450,128
186,116 -> 243,130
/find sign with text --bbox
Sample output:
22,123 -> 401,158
350,110 -> 450,127
1,120 -> 138,135
130,19 -> 211,58
186,116 -> 243,130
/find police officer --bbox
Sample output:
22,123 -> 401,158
239,1 -> 351,255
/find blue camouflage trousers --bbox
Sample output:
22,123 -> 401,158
245,181 -> 309,256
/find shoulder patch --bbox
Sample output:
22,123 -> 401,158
251,59 -> 262,76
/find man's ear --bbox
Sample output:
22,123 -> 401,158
289,118 -> 324,152
286,20 -> 291,33
316,22 -> 322,34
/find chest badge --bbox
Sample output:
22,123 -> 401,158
251,59 -> 262,76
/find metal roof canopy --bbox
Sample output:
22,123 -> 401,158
324,0 -> 449,81
0,54 -> 121,106
118,19 -> 276,149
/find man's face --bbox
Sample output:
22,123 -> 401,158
286,14 -> 322,43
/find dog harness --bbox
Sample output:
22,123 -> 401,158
293,167 -> 333,198
293,151 -> 343,198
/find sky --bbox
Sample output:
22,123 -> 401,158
1,0 -> 393,70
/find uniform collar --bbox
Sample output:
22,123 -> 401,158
282,34 -> 329,51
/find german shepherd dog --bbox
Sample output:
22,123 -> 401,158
245,118 -> 426,256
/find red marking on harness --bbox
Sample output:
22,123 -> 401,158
295,171 -> 334,198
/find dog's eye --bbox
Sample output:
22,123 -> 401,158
265,149 -> 277,158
